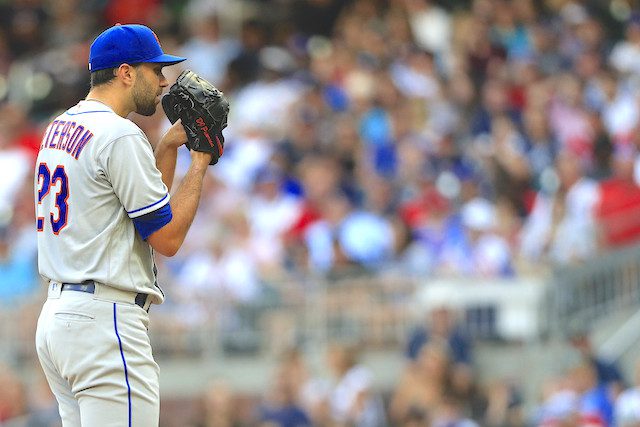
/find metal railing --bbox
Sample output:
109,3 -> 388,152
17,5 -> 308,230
146,274 -> 561,363
547,244 -> 640,341
147,274 -> 420,360
3,245 -> 640,371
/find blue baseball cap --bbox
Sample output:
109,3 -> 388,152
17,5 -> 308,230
89,24 -> 186,72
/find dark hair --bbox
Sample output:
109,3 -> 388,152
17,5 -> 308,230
90,63 -> 145,88
90,67 -> 117,88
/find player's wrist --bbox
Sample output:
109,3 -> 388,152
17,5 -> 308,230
161,136 -> 186,149
158,134 -> 183,150
191,152 -> 213,170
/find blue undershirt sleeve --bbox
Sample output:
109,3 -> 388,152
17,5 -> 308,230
132,203 -> 172,240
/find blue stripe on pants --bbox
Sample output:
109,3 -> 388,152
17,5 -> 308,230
113,303 -> 132,427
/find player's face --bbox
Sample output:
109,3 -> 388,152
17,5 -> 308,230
132,64 -> 167,116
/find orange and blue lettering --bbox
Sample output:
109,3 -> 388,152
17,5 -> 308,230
56,121 -> 72,149
49,121 -> 65,148
40,122 -> 54,150
60,122 -> 76,151
65,125 -> 84,153
72,130 -> 93,159
46,120 -> 59,147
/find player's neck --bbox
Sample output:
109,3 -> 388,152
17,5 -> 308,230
85,90 -> 132,118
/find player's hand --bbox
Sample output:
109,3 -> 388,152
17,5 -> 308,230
161,119 -> 188,149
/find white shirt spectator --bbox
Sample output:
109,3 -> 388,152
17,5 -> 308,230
390,60 -> 440,100
610,40 -> 640,76
330,365 -> 373,422
615,387 -> 640,426
213,134 -> 274,191
176,246 -> 261,304
537,389 -> 580,426
433,418 -> 479,427
221,246 -> 262,302
520,177 -> 600,264
248,193 -> 301,241
472,234 -> 513,276
601,91 -> 639,145
456,198 -> 513,277
180,36 -> 240,87
248,191 -> 301,267
548,99 -> 594,157
0,147 -> 30,223
305,221 -> 335,273
304,210 -> 395,272
408,2 -> 451,57
231,78 -> 306,138
338,211 -> 395,267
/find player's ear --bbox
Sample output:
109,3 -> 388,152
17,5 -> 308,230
116,63 -> 136,86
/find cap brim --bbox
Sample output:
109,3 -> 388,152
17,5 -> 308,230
146,53 -> 187,66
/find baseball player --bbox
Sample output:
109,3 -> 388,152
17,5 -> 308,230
34,24 -> 227,426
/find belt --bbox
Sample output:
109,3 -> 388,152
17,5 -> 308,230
60,281 -> 150,311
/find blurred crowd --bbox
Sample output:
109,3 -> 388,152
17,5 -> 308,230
5,0 -> 640,303
3,0 -> 640,425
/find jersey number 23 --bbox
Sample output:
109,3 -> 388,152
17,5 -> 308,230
36,162 -> 69,234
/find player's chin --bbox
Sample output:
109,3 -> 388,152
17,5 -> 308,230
137,103 -> 157,117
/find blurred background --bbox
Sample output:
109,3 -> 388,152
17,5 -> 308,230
3,0 -> 640,425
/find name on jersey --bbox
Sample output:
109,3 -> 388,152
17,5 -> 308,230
40,120 -> 93,160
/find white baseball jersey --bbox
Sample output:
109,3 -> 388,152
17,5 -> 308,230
35,99 -> 169,304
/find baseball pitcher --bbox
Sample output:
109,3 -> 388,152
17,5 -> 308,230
34,24 -> 228,426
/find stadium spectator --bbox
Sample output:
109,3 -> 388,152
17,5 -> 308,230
194,379 -> 239,427
258,371 -> 312,427
179,13 -> 241,87
436,196 -> 514,277
483,379 -> 525,427
519,150 -> 600,265
596,146 -> 640,248
318,344 -> 387,427
521,105 -> 559,190
615,358 -> 640,427
431,393 -> 480,427
569,331 -> 625,392
535,376 -> 581,427
406,304 -> 473,366
609,13 -> 640,78
391,341 -> 454,425
258,349 -> 312,427
399,185 -> 460,276
570,360 -> 615,427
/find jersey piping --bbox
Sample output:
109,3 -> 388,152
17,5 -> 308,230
65,110 -> 112,116
127,194 -> 169,216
